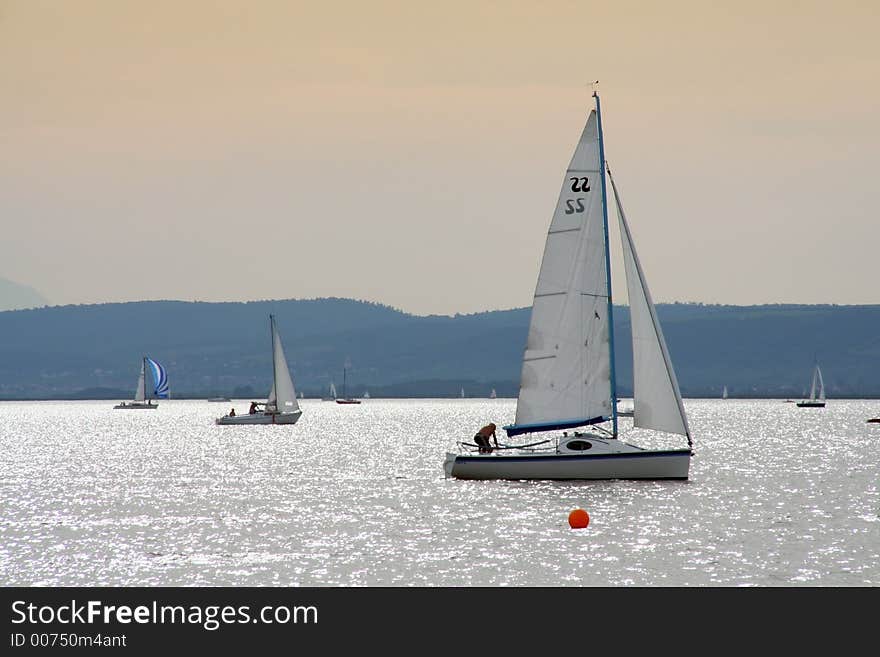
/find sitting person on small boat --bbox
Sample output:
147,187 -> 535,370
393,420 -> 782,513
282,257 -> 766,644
249,401 -> 258,414
474,423 -> 498,454
229,408 -> 236,416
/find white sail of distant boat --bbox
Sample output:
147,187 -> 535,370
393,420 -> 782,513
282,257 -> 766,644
444,90 -> 692,481
797,360 -> 826,408
322,382 -> 338,401
460,387 -> 465,398
489,388 -> 497,399
363,390 -> 370,399
722,385 -> 728,399
216,315 -> 302,425
114,356 -> 168,409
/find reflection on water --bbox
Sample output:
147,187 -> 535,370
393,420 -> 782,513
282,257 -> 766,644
1,398 -> 878,586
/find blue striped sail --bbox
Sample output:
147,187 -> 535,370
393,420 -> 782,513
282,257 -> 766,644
146,357 -> 170,398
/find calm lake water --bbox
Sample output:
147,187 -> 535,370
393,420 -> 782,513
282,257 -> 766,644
1,398 -> 878,586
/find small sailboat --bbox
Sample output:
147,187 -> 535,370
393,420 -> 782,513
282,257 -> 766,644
489,388 -> 497,399
722,385 -> 728,400
321,382 -> 338,401
444,90 -> 693,481
216,315 -> 302,425
796,361 -> 826,408
114,357 -> 168,409
460,387 -> 465,398
336,359 -> 361,404
616,399 -> 634,417
363,390 -> 370,399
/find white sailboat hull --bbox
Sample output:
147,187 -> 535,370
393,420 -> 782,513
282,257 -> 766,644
113,401 -> 158,410
444,448 -> 691,480
445,435 -> 690,480
215,410 -> 302,425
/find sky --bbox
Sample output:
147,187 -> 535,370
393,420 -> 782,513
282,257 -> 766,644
1,0 -> 878,316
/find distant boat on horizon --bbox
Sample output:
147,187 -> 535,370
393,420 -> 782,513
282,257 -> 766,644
722,385 -> 728,399
322,382 -> 337,401
114,356 -> 168,409
216,315 -> 302,425
207,396 -> 230,402
336,359 -> 361,404
797,361 -> 826,408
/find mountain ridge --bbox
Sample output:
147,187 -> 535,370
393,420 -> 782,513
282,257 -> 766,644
1,297 -> 878,399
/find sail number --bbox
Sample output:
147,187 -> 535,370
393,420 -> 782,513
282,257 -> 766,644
565,199 -> 585,214
570,177 -> 590,192
564,177 -> 590,214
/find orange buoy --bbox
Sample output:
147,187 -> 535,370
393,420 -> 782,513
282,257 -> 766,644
568,508 -> 590,529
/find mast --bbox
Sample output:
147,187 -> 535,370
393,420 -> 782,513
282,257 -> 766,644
594,90 -> 619,437
270,315 -> 278,410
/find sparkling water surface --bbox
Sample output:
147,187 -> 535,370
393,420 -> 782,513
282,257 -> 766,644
1,399 -> 878,586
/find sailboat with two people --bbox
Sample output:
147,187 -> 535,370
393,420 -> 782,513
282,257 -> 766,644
444,89 -> 693,481
796,360 -> 826,408
216,315 -> 302,425
114,357 -> 169,409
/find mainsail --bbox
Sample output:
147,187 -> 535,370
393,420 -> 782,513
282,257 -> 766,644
810,364 -> 825,402
609,168 -> 690,443
506,110 -> 612,437
266,315 -> 300,413
133,360 -> 146,402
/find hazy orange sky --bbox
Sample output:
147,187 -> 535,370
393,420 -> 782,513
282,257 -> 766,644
2,0 -> 878,315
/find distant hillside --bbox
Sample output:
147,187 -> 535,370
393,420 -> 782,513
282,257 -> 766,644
0,298 -> 878,398
0,277 -> 47,311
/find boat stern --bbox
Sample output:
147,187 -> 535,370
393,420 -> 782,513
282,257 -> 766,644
443,453 -> 458,478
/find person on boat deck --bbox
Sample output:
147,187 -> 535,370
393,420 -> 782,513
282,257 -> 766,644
249,401 -> 258,415
229,408 -> 236,416
474,423 -> 499,454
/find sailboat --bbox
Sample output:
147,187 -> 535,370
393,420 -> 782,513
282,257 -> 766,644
336,359 -> 361,404
114,357 -> 169,409
216,315 -> 302,425
489,388 -> 497,399
616,398 -> 634,417
444,91 -> 693,481
722,386 -> 729,399
460,387 -> 465,398
363,390 -> 370,399
796,361 -> 826,408
321,382 -> 338,401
